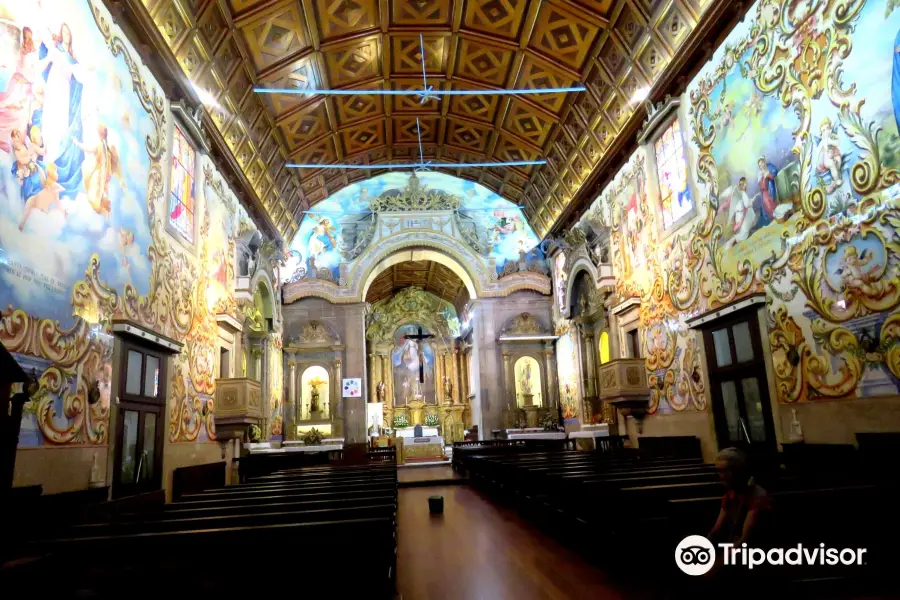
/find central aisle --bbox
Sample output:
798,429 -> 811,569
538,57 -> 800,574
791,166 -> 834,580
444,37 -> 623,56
396,486 -> 639,600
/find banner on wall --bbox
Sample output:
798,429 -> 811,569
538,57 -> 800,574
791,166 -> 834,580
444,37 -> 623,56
342,378 -> 362,397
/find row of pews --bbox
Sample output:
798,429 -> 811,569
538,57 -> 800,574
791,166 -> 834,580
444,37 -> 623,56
1,460 -> 398,598
457,438 -> 896,595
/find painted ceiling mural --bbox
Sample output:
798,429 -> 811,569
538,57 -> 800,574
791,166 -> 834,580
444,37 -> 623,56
0,0 -> 278,446
565,0 -> 900,416
282,172 -> 544,284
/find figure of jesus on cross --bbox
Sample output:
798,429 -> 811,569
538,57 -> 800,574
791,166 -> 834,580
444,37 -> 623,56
403,326 -> 435,383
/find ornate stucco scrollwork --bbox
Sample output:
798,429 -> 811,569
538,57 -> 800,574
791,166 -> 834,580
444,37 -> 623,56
369,174 -> 461,212
501,313 -> 548,336
365,287 -> 460,344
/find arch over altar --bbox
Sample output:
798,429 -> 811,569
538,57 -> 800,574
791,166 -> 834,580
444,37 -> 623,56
281,173 -> 551,305
365,287 -> 469,442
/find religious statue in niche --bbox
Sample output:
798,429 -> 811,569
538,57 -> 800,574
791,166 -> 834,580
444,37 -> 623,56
375,380 -> 386,403
307,375 -> 325,415
442,375 -> 452,403
515,356 -> 541,408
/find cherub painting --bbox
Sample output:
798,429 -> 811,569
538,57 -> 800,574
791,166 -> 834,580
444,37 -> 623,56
836,245 -> 887,299
814,117 -> 850,194
18,162 -> 65,231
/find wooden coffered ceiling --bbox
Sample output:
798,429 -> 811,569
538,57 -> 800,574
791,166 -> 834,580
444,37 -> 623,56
366,260 -> 466,305
130,0 -> 715,244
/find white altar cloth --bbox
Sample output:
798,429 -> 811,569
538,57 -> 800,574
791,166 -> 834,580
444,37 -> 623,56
283,438 -> 345,447
407,435 -> 443,445
505,428 -> 544,435
395,426 -> 439,438
569,428 -> 610,450
248,444 -> 343,454
244,442 -> 272,450
507,432 -> 567,440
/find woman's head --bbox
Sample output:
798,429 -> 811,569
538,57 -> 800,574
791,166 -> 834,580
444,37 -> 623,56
715,447 -> 750,489
54,24 -> 74,55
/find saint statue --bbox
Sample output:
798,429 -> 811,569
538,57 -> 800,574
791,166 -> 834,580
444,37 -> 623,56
309,384 -> 320,413
375,380 -> 386,403
443,376 -> 452,402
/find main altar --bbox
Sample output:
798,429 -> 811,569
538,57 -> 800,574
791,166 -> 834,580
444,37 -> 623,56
365,287 -> 471,444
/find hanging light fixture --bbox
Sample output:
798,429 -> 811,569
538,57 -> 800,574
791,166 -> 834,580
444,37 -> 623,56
277,35 -> 582,171
256,37 -> 586,101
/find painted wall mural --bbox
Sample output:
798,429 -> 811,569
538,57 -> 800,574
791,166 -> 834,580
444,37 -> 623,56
283,172 -> 543,283
570,0 -> 900,415
0,0 -> 273,447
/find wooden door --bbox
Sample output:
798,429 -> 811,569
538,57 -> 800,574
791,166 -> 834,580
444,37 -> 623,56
701,312 -> 776,454
112,342 -> 166,498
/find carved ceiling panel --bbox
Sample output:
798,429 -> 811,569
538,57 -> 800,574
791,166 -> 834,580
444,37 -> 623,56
365,260 -> 467,305
137,0 -> 711,245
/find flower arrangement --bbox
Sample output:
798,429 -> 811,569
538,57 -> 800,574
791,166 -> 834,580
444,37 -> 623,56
302,427 -> 324,446
424,413 -> 439,427
540,411 -> 559,432
247,424 -> 262,442
393,414 -> 409,428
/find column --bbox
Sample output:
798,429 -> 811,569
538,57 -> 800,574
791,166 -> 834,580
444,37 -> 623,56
583,330 -> 597,398
460,349 -> 469,402
333,356 -> 343,436
501,349 -> 512,412
260,337 -> 270,437
543,341 -> 558,409
434,350 -> 444,404
368,352 -> 377,403
452,347 -> 461,405
385,355 -> 394,406
287,360 -> 296,439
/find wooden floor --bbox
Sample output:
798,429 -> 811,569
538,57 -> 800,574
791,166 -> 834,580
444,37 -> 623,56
397,465 -> 462,485
397,486 -> 641,600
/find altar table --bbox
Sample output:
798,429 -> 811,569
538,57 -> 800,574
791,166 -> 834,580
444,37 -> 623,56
506,432 -> 567,440
247,444 -> 343,454
569,429 -> 610,450
397,435 -> 445,464
395,426 -> 439,438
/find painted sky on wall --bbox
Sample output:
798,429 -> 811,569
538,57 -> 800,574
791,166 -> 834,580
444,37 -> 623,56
283,172 -> 541,282
0,0 -> 156,326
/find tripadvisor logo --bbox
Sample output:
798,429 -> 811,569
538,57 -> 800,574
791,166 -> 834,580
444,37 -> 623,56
675,535 -> 867,576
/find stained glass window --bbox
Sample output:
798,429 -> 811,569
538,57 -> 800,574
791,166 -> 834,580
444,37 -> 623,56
169,126 -> 196,243
654,119 -> 693,230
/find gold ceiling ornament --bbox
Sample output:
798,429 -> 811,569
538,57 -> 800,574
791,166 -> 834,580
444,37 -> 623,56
369,174 -> 461,212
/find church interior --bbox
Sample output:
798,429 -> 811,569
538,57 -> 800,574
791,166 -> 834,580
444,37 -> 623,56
2,0 -> 900,597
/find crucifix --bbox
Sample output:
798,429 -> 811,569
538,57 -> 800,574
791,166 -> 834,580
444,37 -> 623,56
404,326 -> 435,383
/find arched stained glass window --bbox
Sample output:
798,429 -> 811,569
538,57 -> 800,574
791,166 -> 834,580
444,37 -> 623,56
168,126 -> 196,243
654,119 -> 693,230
